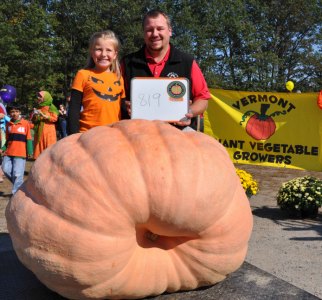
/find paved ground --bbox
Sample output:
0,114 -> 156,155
239,163 -> 322,299
1,161 -> 321,298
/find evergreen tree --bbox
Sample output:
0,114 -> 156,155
0,0 -> 320,108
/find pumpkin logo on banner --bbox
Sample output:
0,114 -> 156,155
90,76 -> 122,102
240,104 -> 286,140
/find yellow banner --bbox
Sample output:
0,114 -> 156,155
204,89 -> 322,171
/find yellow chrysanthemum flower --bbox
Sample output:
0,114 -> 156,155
236,168 -> 259,197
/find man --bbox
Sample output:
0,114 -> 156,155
122,9 -> 210,131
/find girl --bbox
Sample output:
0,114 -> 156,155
32,91 -> 59,159
68,30 -> 126,134
58,103 -> 67,138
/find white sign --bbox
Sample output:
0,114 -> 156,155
130,77 -> 189,121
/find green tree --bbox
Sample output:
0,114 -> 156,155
0,0 -> 57,109
0,0 -> 320,109
156,0 -> 321,92
48,0 -> 150,97
184,0 -> 322,92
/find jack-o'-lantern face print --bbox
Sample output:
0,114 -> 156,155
90,76 -> 122,102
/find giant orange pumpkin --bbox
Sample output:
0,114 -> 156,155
6,119 -> 253,300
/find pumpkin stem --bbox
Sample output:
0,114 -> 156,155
260,104 -> 270,116
145,231 -> 159,242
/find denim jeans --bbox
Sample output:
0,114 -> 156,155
2,156 -> 26,194
59,118 -> 67,138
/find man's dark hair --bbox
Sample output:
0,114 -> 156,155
142,9 -> 172,29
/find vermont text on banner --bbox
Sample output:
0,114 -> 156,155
204,89 -> 322,171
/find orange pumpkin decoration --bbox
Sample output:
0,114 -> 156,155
242,104 -> 277,141
246,113 -> 276,140
170,84 -> 182,95
6,119 -> 253,300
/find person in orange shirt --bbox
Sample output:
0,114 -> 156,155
32,91 -> 59,159
67,30 -> 126,134
1,104 -> 33,194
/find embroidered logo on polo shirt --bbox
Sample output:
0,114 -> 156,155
166,72 -> 179,78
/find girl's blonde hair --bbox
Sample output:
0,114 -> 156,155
85,30 -> 121,79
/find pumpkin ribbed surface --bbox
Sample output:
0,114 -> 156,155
6,119 -> 253,300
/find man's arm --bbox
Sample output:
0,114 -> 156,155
175,60 -> 210,127
190,99 -> 208,117
175,99 -> 208,127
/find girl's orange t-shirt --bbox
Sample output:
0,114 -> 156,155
72,69 -> 125,132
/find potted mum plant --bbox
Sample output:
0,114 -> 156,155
236,168 -> 259,198
277,176 -> 322,218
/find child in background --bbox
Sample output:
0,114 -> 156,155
0,101 -> 9,146
58,103 -> 67,138
1,104 -> 33,195
32,91 -> 59,159
67,30 -> 126,134
0,106 -> 10,183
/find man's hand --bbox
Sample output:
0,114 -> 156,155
175,109 -> 193,126
125,100 -> 131,116
171,99 -> 208,127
